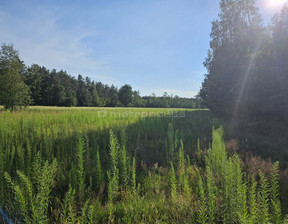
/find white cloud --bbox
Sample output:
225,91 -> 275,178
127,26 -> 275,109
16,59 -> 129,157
0,5 -> 116,82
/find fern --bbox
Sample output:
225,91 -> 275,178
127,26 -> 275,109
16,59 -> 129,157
270,162 -> 282,224
0,145 -> 4,200
132,157 -> 136,193
61,185 -> 77,224
120,128 -> 127,149
88,203 -> 97,224
198,174 -> 208,224
120,145 -> 129,188
178,140 -> 186,193
25,138 -> 32,172
16,170 -> 35,219
197,138 -> 201,158
16,145 -> 25,171
208,127 -> 226,176
258,170 -> 270,224
36,159 -> 58,223
95,148 -> 104,190
76,134 -> 86,203
9,144 -> 15,174
5,156 -> 57,224
170,162 -> 177,199
167,123 -> 174,162
107,130 -> 120,222
282,215 -> 288,224
206,166 -> 216,223
248,175 -> 257,224
109,130 -> 119,178
107,170 -> 116,222
233,156 -> 248,222
81,199 -> 90,224
31,151 -> 42,185
174,129 -> 179,152
4,172 -> 30,223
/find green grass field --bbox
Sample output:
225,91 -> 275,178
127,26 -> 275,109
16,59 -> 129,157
0,107 -> 286,223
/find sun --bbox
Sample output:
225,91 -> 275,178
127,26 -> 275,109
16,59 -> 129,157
266,0 -> 288,9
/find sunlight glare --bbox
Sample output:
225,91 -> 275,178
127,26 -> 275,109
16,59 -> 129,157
265,0 -> 288,9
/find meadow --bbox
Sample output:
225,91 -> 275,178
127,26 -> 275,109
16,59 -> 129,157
0,107 -> 287,223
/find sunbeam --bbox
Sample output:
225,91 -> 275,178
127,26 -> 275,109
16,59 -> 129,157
230,37 -> 264,132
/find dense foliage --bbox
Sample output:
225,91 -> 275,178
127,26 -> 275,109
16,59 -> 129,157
23,63 -> 200,108
0,44 -> 31,111
199,0 -> 288,167
0,107 -> 287,223
0,47 -> 200,110
200,0 -> 288,122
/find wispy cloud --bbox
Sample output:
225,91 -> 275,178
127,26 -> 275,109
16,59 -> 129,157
0,0 -> 217,95
0,4 -> 115,82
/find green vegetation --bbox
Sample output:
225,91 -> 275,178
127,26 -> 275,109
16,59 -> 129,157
0,48 -> 201,109
199,0 -> 288,169
0,0 -> 287,223
200,0 -> 288,122
0,44 -> 31,111
0,107 -> 287,223
118,85 -> 133,107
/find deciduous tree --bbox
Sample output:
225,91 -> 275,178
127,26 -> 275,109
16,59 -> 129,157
119,84 -> 132,107
0,43 -> 31,111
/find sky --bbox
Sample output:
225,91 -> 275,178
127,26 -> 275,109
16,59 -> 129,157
0,0 -> 286,97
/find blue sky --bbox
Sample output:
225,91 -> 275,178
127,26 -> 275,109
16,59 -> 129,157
0,0 -> 285,97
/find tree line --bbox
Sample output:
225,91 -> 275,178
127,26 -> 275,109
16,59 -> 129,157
0,44 -> 200,110
200,0 -> 288,123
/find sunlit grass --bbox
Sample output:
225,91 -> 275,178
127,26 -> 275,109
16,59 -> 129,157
0,106 -> 286,223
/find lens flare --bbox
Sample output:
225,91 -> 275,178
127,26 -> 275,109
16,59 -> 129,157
266,0 -> 288,9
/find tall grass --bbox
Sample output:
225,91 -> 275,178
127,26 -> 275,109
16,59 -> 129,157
0,107 -> 286,223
